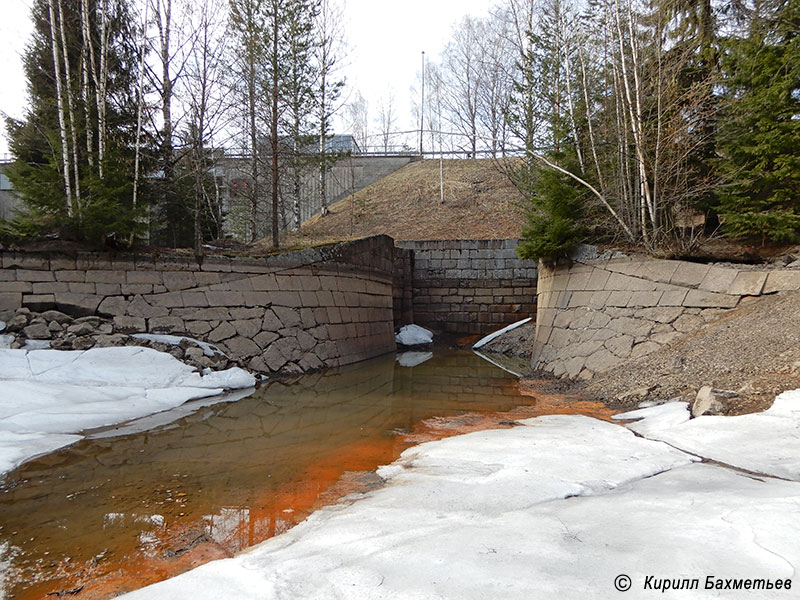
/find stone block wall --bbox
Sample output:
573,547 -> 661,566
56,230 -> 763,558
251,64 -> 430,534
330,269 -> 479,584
0,236 -> 399,375
392,246 -> 414,330
533,251 -> 800,380
396,240 -> 538,335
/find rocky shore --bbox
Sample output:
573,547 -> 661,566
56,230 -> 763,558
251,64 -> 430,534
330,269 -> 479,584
0,307 -> 236,373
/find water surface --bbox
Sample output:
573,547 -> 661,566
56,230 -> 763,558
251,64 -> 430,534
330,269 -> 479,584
3,351 -> 558,598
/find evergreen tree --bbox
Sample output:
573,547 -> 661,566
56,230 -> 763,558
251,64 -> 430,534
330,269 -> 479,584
261,0 -> 320,247
4,0 -> 149,244
715,0 -> 800,243
516,149 -> 586,263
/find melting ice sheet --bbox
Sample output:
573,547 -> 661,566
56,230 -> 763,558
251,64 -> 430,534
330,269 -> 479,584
120,393 -> 800,600
0,346 -> 255,476
614,390 -> 800,481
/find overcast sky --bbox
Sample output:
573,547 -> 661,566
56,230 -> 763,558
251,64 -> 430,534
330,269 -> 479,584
0,0 -> 494,157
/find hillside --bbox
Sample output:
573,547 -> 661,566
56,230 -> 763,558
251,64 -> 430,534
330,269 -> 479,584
281,158 -> 526,246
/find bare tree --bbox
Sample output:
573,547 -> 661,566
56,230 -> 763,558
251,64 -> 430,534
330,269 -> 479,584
56,0 -> 82,207
475,14 -> 515,156
313,0 -> 346,216
228,0 -> 265,242
132,0 -> 150,217
46,0 -> 74,215
181,0 -> 230,251
440,16 -> 483,157
147,0 -> 195,243
346,90 -> 369,151
376,90 -> 397,153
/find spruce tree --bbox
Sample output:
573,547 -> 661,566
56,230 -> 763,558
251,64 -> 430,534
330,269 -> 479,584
714,0 -> 800,243
516,149 -> 586,264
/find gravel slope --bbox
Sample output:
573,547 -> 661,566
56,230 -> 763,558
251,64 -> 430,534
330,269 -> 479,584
486,291 -> 800,414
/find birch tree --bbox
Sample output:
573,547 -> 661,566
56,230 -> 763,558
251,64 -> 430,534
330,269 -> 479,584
285,0 -> 319,232
182,0 -> 230,250
441,16 -> 483,156
346,90 -> 369,151
5,0 -> 146,243
376,91 -> 397,153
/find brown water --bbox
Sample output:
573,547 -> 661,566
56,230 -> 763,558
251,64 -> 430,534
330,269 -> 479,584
0,351 -> 613,599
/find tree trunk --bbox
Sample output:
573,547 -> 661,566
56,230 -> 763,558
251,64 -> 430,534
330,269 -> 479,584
79,0 -> 93,170
47,0 -> 74,217
270,6 -> 280,248
56,0 -> 82,211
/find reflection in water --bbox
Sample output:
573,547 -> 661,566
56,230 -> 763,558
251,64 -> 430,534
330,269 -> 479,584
1,351 -> 540,599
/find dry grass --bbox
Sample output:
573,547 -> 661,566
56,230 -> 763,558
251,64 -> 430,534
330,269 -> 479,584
280,158 -> 526,246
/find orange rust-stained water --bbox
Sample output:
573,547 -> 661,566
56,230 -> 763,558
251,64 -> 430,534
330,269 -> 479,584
1,351 -> 615,599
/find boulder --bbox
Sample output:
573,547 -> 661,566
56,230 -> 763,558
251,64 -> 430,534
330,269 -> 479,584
23,322 -> 52,340
691,386 -> 741,417
41,310 -> 73,324
67,322 -> 97,337
6,314 -> 29,333
72,336 -> 96,350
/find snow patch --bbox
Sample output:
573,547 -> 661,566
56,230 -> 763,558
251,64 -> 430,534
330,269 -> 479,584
616,391 -> 800,480
21,339 -> 51,350
613,401 -> 691,437
395,324 -> 433,346
131,333 -> 225,357
118,412 -> 800,600
0,430 -> 82,475
472,317 -> 532,349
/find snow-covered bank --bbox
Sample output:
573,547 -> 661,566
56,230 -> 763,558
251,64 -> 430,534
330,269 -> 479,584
120,396 -> 800,600
0,347 -> 256,476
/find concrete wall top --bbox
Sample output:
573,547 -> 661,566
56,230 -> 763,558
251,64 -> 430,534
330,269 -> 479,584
0,235 -> 397,279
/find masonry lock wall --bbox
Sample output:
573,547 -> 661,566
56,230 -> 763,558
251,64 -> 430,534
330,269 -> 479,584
397,240 -> 538,336
0,236 -> 399,375
0,236 -> 541,374
533,248 -> 800,380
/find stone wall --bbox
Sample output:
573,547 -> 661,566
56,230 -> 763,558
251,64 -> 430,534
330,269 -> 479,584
0,236 -> 398,375
392,247 -> 414,330
396,240 -> 538,335
532,249 -> 800,380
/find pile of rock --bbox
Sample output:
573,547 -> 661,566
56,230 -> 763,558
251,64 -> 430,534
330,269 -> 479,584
0,307 -> 232,372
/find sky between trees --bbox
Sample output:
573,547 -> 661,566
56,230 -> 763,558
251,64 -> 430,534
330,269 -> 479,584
0,0 -> 492,157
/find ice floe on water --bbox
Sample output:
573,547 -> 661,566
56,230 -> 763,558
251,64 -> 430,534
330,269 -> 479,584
117,390 -> 800,600
0,347 -> 256,476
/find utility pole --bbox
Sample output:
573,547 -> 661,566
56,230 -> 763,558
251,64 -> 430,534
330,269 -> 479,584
419,50 -> 425,156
